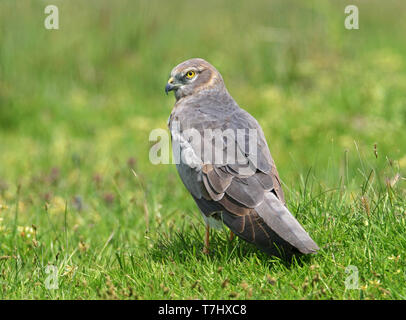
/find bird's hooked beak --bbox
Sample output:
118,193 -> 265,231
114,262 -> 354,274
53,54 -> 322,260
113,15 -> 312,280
165,77 -> 177,95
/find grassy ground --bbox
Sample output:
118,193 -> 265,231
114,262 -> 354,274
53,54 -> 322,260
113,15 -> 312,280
0,0 -> 405,299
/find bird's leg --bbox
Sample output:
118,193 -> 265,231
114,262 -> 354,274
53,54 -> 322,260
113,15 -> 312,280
203,224 -> 210,254
229,230 -> 235,242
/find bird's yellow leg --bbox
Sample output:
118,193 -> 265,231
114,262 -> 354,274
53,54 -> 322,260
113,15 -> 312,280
229,230 -> 235,242
203,224 -> 210,254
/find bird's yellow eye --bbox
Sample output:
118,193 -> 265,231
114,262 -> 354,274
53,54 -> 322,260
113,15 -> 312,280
186,70 -> 195,79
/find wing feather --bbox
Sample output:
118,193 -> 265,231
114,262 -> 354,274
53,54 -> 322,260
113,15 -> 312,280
169,95 -> 318,257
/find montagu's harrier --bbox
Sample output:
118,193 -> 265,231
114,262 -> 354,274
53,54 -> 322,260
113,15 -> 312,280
166,58 -> 319,259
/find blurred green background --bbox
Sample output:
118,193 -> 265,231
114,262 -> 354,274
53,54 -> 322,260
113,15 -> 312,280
0,0 -> 405,299
1,0 -> 405,185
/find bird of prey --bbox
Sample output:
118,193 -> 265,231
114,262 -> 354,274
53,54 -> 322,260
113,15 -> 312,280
165,58 -> 319,259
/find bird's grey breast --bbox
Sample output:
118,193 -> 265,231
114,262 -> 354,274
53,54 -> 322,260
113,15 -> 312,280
169,102 -> 204,199
168,92 -> 238,199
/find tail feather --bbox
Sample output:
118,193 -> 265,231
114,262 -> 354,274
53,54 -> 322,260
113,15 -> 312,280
221,210 -> 299,258
193,192 -> 319,258
255,192 -> 319,254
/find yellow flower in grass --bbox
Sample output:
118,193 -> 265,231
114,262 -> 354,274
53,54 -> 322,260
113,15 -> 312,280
339,135 -> 354,149
368,279 -> 381,288
388,255 -> 400,262
62,265 -> 77,278
17,201 -> 26,213
399,155 -> 406,169
48,196 -> 67,215
0,217 -> 5,232
78,241 -> 89,252
3,191 -> 13,201
17,225 -> 35,238
67,169 -> 80,186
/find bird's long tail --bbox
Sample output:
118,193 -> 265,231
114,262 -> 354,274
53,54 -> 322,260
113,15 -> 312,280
221,192 -> 319,258
255,192 -> 319,254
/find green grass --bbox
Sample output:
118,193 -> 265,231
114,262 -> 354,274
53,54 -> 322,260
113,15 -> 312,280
0,0 -> 405,299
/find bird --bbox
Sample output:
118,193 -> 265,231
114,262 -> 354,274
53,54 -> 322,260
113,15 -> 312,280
165,58 -> 319,259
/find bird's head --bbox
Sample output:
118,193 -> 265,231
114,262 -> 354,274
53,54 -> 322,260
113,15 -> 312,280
165,58 -> 224,101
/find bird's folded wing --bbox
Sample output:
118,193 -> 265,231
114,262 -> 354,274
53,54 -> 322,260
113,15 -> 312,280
199,163 -> 318,254
171,107 -> 318,254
